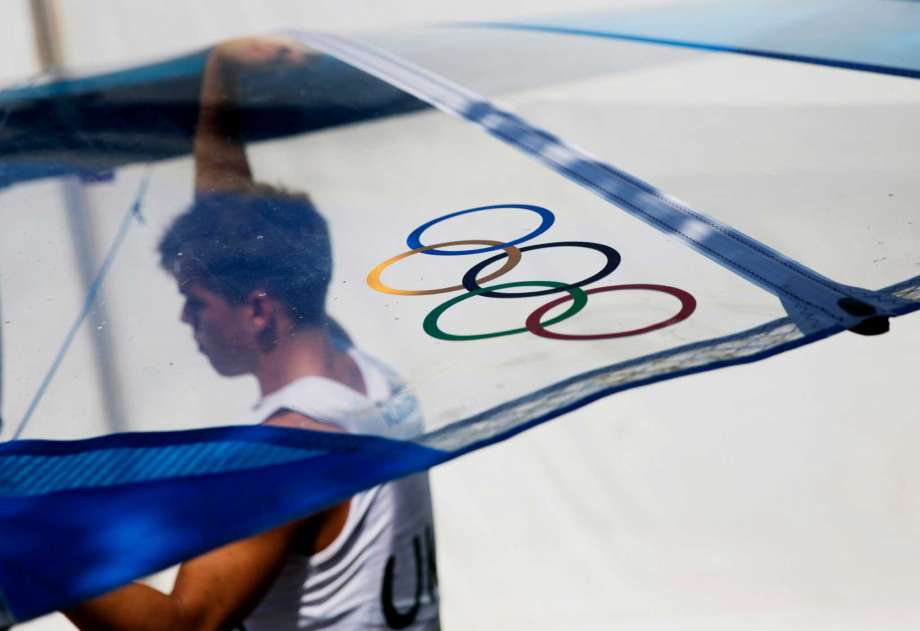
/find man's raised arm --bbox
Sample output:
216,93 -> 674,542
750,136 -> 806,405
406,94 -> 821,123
194,37 -> 316,194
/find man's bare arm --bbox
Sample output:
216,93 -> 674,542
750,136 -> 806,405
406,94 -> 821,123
64,413 -> 349,631
194,37 -> 316,194
64,520 -> 301,631
194,53 -> 253,194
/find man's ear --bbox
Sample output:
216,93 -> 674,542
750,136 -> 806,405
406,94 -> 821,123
246,290 -> 275,329
247,290 -> 280,352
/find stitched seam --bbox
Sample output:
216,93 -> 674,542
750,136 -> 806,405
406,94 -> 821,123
551,154 -> 840,321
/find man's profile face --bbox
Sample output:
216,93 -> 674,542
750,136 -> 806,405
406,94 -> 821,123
176,278 -> 256,376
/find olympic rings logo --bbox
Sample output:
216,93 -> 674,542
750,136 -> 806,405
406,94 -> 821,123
366,204 -> 697,342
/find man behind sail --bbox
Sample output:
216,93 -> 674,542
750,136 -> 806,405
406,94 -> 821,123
64,36 -> 440,631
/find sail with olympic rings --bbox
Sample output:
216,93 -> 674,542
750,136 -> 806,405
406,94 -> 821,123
0,2 -> 919,623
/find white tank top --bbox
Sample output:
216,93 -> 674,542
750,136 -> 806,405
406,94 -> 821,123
245,349 -> 440,630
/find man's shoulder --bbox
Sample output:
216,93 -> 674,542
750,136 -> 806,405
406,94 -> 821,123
262,409 -> 343,434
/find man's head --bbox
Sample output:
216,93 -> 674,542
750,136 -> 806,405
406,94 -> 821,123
158,184 -> 332,375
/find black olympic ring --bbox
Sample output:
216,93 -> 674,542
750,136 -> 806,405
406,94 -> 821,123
460,241 -> 622,299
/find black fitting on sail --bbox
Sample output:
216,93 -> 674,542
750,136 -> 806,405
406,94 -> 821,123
838,297 -> 890,336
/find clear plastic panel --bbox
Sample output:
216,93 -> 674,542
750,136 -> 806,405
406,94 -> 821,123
367,26 -> 920,291
1,47 -> 788,440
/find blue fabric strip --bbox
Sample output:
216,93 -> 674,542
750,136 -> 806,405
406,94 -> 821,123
0,426 -> 445,622
471,22 -> 920,80
0,423 -> 376,456
0,442 -> 322,496
0,52 -> 208,103
0,55 -> 427,189
469,0 -> 920,80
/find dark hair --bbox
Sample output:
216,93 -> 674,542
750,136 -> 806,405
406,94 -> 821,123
159,184 -> 332,327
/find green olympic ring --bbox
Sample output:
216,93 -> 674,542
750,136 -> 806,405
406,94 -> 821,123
423,281 -> 588,341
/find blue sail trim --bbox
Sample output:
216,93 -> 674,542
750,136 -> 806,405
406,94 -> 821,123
0,441 -> 326,497
0,51 -> 208,103
0,426 -> 446,622
422,280 -> 919,453
0,55 -> 427,189
469,22 -> 920,81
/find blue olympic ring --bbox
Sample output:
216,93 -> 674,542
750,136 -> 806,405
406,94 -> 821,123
406,204 -> 555,256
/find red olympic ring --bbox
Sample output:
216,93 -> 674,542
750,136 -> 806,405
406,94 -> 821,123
524,284 -> 697,341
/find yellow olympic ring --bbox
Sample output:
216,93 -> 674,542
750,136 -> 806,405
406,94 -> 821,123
367,240 -> 523,296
